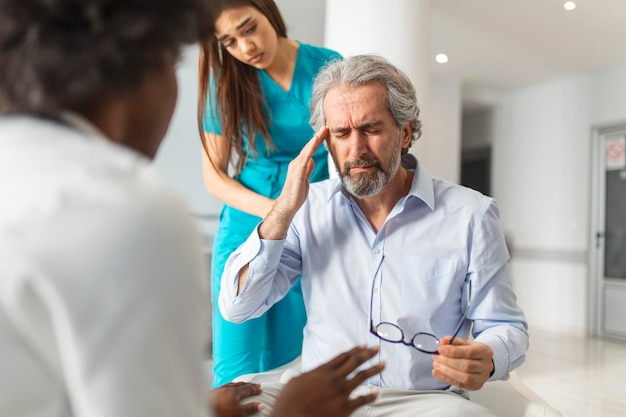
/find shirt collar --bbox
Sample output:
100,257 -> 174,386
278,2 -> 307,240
328,153 -> 436,211
405,154 -> 435,211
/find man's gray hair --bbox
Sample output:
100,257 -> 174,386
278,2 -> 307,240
309,54 -> 423,151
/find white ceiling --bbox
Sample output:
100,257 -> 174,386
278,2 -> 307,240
278,0 -> 626,111
432,0 -> 626,109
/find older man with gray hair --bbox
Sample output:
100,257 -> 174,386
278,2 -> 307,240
219,54 -> 529,416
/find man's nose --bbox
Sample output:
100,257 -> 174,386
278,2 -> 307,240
348,132 -> 369,156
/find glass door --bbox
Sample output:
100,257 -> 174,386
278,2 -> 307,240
592,125 -> 626,341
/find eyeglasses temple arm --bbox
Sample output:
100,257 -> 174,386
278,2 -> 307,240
448,305 -> 469,345
448,281 -> 472,345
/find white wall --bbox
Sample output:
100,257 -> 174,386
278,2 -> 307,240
487,63 -> 626,336
591,63 -> 626,125
492,73 -> 592,252
421,77 -> 462,183
274,0 -> 325,45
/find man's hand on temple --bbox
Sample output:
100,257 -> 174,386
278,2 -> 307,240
259,127 -> 328,240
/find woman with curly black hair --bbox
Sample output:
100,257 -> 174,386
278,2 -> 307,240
0,0 -> 382,416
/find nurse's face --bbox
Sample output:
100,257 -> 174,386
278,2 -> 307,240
214,6 -> 279,69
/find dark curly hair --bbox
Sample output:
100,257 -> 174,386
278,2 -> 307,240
0,0 -> 216,115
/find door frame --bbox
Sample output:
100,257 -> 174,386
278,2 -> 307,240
590,121 -> 626,339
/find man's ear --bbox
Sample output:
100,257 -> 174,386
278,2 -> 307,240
401,121 -> 413,148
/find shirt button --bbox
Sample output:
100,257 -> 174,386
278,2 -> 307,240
374,288 -> 379,293
374,248 -> 381,254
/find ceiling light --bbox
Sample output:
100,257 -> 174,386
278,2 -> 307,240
435,53 -> 449,64
563,1 -> 576,11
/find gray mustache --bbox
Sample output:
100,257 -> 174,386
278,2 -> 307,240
344,158 -> 382,170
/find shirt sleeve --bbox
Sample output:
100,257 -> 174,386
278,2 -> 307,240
468,198 -> 529,381
30,180 -> 212,417
218,223 -> 302,323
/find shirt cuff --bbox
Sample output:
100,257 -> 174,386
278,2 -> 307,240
235,227 -> 285,297
475,333 -> 510,382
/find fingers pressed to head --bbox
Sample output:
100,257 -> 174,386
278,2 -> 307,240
301,127 -> 329,158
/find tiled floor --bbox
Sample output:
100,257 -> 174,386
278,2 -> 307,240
515,328 -> 626,417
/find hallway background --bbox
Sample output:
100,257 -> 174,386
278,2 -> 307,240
154,3 -> 626,414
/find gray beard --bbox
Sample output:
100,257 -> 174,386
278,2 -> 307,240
341,149 -> 401,199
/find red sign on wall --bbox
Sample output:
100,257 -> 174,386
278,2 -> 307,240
606,138 -> 625,171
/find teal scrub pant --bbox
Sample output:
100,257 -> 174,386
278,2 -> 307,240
210,205 -> 306,388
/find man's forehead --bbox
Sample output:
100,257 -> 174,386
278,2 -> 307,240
324,83 -> 386,102
323,85 -> 391,126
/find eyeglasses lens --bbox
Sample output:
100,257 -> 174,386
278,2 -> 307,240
412,333 -> 439,353
375,322 -> 403,342
375,322 -> 440,354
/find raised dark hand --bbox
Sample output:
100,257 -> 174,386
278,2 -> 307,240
270,345 -> 385,417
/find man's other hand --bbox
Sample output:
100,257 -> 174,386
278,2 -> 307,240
432,336 -> 494,391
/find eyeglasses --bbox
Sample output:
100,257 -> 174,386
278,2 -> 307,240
369,256 -> 472,354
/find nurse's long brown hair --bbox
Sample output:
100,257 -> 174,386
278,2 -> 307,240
197,0 -> 287,175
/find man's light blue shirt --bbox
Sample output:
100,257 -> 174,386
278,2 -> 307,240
219,155 -> 528,391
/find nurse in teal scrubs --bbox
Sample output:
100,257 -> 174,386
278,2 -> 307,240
198,0 -> 341,387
